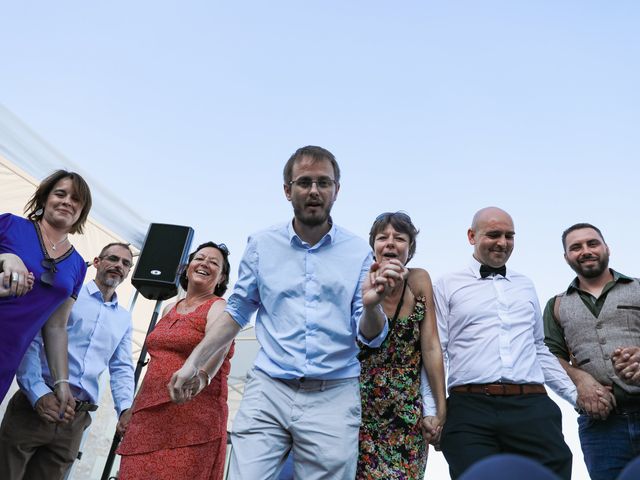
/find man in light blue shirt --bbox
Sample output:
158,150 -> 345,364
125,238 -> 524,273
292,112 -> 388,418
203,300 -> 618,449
169,146 -> 403,479
0,242 -> 135,480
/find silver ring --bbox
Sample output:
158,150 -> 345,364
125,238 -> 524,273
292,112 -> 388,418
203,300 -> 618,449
11,272 -> 19,282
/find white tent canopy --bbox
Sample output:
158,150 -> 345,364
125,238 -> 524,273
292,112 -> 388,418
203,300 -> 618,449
0,103 -> 148,248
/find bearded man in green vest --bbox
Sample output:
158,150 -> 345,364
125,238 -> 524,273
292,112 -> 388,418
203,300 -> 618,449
544,222 -> 640,480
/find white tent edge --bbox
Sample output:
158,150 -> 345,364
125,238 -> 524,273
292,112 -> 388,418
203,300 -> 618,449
0,103 -> 148,248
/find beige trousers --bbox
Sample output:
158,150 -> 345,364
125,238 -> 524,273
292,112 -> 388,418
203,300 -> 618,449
228,368 -> 361,480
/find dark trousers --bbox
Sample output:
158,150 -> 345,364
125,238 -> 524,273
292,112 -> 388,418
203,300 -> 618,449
0,390 -> 91,480
441,392 -> 572,480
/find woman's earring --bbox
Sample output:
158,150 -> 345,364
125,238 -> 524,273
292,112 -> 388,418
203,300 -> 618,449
35,207 -> 44,217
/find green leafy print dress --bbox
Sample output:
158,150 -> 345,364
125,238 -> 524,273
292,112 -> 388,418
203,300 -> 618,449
357,288 -> 427,480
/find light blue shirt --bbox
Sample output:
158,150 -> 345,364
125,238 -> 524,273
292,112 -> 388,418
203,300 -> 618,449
17,280 -> 135,416
226,220 -> 388,380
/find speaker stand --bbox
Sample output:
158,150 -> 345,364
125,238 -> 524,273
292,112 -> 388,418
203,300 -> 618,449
101,296 -> 163,480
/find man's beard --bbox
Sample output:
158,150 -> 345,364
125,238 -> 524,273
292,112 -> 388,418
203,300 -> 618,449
570,254 -> 609,278
101,274 -> 123,288
293,204 -> 331,228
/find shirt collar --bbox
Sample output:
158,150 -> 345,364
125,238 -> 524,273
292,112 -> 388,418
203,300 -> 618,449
86,279 -> 119,307
287,217 -> 336,249
468,256 -> 510,280
567,268 -> 634,294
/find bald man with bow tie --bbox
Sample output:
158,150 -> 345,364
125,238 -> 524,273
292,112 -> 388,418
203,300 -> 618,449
422,207 -> 577,480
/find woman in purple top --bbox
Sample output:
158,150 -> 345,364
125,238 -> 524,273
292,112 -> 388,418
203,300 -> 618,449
0,170 -> 91,416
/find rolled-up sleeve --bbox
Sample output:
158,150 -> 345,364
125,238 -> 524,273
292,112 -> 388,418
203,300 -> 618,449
225,237 -> 261,328
354,252 -> 388,347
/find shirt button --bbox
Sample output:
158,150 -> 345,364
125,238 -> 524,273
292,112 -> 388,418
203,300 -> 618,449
599,338 -> 607,345
595,323 -> 603,329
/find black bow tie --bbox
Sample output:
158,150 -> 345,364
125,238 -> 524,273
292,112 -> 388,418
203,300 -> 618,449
480,264 -> 506,278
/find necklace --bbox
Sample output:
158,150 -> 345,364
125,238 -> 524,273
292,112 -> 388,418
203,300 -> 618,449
39,222 -> 69,251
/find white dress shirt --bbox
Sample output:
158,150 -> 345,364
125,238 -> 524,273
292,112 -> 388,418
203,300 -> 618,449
422,257 -> 576,415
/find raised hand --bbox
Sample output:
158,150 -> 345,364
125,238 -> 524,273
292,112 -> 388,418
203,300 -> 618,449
362,258 -> 408,308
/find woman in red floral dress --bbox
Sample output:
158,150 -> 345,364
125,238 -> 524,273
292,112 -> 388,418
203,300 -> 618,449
118,241 -> 234,480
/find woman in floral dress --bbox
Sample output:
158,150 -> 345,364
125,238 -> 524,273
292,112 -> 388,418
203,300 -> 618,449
357,212 -> 447,480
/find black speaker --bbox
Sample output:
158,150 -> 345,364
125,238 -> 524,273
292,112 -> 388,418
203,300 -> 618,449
131,223 -> 194,300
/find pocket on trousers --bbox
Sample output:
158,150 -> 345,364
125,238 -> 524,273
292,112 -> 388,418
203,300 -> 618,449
232,370 -> 266,434
350,382 -> 362,425
577,414 -> 597,433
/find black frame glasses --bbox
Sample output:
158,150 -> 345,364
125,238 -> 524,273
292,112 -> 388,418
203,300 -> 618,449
40,258 -> 57,287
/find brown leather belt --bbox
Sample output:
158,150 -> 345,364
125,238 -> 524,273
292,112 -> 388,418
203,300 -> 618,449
74,400 -> 99,412
450,383 -> 546,396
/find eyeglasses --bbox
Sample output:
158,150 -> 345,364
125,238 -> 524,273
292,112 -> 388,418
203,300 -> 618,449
375,211 -> 413,223
289,176 -> 336,190
41,258 -> 57,287
99,254 -> 134,268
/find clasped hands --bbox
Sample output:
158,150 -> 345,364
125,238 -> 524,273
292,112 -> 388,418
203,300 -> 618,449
611,346 -> 640,386
362,258 -> 408,307
0,254 -> 35,298
575,374 -> 616,420
574,346 -> 640,420
35,390 -> 75,424
421,412 -> 445,449
167,366 -> 209,404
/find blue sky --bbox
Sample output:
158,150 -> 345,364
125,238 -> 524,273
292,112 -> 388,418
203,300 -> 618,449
2,2 -> 639,477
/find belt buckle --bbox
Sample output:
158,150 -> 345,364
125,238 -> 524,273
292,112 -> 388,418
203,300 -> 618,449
483,384 -> 505,396
75,400 -> 96,412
